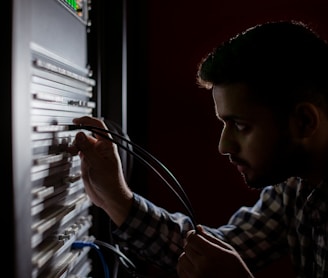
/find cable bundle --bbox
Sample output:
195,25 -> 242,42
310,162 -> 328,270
70,122 -> 198,277
75,123 -> 198,229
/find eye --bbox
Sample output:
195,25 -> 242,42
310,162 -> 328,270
220,119 -> 250,132
234,121 -> 248,131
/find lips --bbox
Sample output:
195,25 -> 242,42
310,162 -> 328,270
229,156 -> 248,173
236,164 -> 247,174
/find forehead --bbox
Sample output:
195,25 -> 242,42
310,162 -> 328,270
212,84 -> 271,120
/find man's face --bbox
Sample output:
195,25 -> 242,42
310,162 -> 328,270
213,83 -> 301,189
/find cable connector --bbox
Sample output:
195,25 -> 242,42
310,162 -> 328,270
67,124 -> 83,131
72,240 -> 110,278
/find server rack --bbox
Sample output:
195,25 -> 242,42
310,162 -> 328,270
5,0 -> 127,277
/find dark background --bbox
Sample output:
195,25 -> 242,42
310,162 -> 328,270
101,0 -> 328,277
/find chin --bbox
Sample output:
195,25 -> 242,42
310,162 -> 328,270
243,173 -> 283,190
245,181 -> 267,190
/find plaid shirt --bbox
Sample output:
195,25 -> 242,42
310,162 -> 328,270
113,177 -> 328,277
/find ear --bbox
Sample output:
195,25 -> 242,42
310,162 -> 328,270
292,102 -> 320,138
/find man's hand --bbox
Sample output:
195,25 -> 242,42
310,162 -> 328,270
67,116 -> 133,227
177,225 -> 254,278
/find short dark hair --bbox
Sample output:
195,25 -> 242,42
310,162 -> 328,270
197,20 -> 328,113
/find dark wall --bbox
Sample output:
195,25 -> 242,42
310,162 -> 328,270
126,0 -> 328,277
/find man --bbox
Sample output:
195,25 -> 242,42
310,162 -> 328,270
69,20 -> 328,277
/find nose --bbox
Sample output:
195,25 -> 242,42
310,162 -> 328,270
218,128 -> 238,155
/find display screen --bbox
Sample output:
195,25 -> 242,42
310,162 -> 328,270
57,0 -> 86,21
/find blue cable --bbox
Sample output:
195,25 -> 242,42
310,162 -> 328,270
72,241 -> 110,278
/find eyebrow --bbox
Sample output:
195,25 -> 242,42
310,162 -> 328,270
216,114 -> 243,122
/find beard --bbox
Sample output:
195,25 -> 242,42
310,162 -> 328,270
241,139 -> 310,190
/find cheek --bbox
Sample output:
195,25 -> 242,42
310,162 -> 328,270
251,132 -> 295,175
243,131 -> 283,166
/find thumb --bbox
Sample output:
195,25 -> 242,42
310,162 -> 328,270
74,132 -> 94,151
74,132 -> 104,165
197,225 -> 235,251
75,131 -> 117,165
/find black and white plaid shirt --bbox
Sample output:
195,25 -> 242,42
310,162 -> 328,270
113,177 -> 328,277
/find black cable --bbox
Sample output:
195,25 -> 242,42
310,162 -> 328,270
104,119 -> 134,183
105,121 -> 192,215
108,219 -> 120,278
69,123 -> 199,277
74,124 -> 198,230
73,239 -> 148,278
105,124 -> 195,214
94,239 -> 136,270
102,120 -> 133,278
94,240 -> 139,278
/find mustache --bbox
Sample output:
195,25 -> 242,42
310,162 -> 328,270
229,155 -> 248,166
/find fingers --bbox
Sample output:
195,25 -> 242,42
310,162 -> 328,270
196,225 -> 235,252
71,117 -> 120,168
180,227 -> 254,278
73,116 -> 107,129
64,129 -> 96,156
178,230 -> 206,278
183,230 -> 203,260
177,251 -> 195,278
185,229 -> 210,251
74,131 -> 112,166
73,116 -> 111,141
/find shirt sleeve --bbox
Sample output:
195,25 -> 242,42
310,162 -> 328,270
112,193 -> 195,269
205,184 -> 291,271
113,183 -> 293,272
